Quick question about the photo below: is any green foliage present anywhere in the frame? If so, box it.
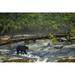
[48,33,57,43]
[71,27,75,33]
[0,13,75,35]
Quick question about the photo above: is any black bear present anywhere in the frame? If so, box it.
[16,45,29,55]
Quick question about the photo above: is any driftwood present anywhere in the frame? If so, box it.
[0,36,11,44]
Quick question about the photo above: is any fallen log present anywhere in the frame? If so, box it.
[0,34,75,46]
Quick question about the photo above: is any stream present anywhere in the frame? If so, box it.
[0,39,75,62]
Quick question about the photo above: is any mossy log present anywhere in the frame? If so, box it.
[57,57,75,62]
[3,58,34,62]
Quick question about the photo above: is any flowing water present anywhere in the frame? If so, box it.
[0,39,75,62]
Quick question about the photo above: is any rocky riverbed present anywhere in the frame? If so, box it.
[0,39,75,62]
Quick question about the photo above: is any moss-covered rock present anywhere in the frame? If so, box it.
[3,58,34,62]
[57,56,75,62]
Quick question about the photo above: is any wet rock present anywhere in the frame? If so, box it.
[3,58,34,62]
[57,56,75,62]
[54,45,64,49]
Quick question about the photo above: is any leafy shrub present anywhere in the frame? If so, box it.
[48,33,57,43]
